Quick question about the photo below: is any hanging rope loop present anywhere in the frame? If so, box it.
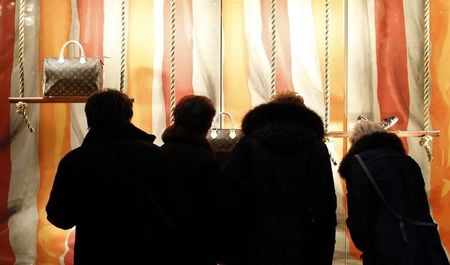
[16,102,34,132]
[419,135,433,162]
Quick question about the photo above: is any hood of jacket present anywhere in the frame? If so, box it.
[82,123,156,146]
[162,124,212,151]
[338,132,406,178]
[241,102,324,153]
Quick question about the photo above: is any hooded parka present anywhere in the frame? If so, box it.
[225,102,337,265]
[339,132,449,265]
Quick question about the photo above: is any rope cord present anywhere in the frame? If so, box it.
[323,0,336,165]
[270,0,277,97]
[421,0,432,161]
[119,0,126,93]
[324,0,331,134]
[169,0,176,124]
[17,0,34,132]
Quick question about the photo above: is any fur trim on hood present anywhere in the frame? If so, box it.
[349,120,385,144]
[338,132,406,178]
[241,102,324,152]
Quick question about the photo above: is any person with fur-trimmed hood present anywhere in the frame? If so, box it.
[338,119,449,265]
[224,91,337,265]
[160,95,229,265]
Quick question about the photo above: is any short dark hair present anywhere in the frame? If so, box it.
[271,91,305,106]
[85,89,133,128]
[173,95,216,133]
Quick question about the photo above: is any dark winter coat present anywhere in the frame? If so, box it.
[339,132,449,265]
[224,102,337,265]
[46,123,186,265]
[161,125,229,265]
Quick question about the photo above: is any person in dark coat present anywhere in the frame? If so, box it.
[160,95,229,265]
[46,90,186,265]
[338,119,449,265]
[224,91,337,265]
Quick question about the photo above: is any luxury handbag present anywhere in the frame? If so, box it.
[43,40,103,96]
[207,111,243,168]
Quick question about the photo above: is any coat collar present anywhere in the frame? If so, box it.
[338,132,406,178]
[82,123,156,146]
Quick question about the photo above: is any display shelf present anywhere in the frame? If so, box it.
[9,96,90,103]
[9,96,134,103]
[326,130,440,138]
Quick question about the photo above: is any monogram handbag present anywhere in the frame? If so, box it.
[43,40,103,96]
[207,111,243,168]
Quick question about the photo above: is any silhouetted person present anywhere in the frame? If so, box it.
[225,91,337,265]
[339,119,449,265]
[160,95,229,265]
[46,89,186,265]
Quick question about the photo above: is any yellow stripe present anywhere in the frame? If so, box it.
[37,0,73,264]
[128,0,154,133]
[430,0,450,254]
[222,0,251,128]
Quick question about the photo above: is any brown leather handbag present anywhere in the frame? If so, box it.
[207,111,243,168]
[43,40,103,96]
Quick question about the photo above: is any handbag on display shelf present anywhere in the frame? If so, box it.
[207,111,243,168]
[43,40,103,97]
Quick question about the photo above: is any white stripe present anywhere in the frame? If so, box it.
[192,0,221,108]
[346,0,379,129]
[68,0,86,149]
[244,0,271,107]
[152,0,166,146]
[288,0,324,117]
[8,0,41,263]
[403,0,431,192]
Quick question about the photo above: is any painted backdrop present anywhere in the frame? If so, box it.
[0,0,449,264]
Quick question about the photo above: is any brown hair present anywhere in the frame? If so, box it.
[271,91,305,106]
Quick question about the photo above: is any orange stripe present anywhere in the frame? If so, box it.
[37,1,73,264]
[223,0,251,127]
[162,0,194,125]
[430,0,450,254]
[260,0,294,93]
[0,0,16,263]
[374,0,410,149]
[128,0,154,132]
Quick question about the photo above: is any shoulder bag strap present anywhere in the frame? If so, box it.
[354,154,436,243]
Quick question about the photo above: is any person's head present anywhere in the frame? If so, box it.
[271,91,305,106]
[85,89,133,129]
[173,95,216,135]
[349,119,386,144]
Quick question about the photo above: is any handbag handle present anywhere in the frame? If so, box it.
[210,111,237,140]
[57,40,86,64]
